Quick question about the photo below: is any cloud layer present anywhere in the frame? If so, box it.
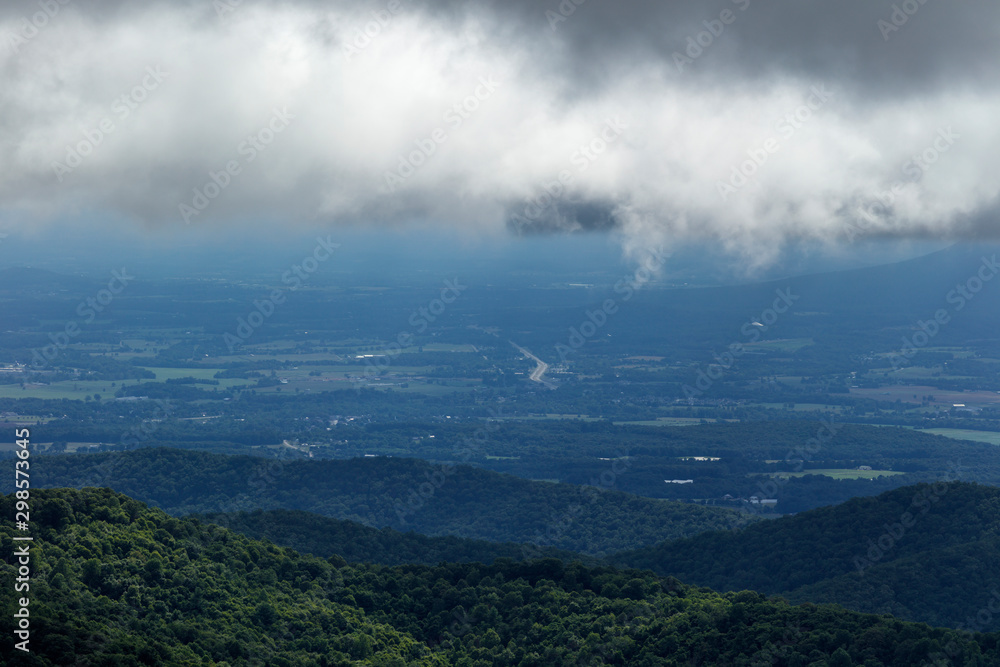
[1,0,998,266]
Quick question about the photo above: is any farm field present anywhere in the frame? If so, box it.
[766,469,906,480]
[921,428,1000,446]
[614,417,708,426]
[850,385,1000,407]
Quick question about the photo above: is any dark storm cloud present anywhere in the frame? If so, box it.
[304,0,1000,96]
[517,0,1000,96]
[0,0,997,266]
[7,0,993,94]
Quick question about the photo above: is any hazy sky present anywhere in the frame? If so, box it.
[1,0,997,269]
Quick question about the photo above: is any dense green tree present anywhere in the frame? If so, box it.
[3,489,999,666]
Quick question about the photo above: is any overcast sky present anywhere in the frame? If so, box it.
[1,0,997,268]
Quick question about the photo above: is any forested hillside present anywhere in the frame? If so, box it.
[784,537,1000,630]
[195,508,593,566]
[613,482,1000,630]
[199,484,1000,632]
[3,489,998,666]
[0,489,438,666]
[10,448,755,555]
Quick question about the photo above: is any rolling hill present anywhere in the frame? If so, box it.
[612,481,1000,631]
[9,447,757,556]
[3,488,997,666]
[194,508,594,567]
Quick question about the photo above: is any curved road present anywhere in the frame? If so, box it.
[510,341,556,389]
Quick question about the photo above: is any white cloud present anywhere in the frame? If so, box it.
[0,0,998,268]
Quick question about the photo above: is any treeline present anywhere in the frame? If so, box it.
[332,420,1000,512]
[198,483,1000,632]
[612,482,1000,631]
[19,415,1000,514]
[0,488,439,666]
[5,448,754,555]
[3,488,998,666]
[195,508,592,567]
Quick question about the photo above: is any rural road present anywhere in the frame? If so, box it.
[510,341,556,389]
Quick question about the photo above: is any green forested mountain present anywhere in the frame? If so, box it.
[783,537,1000,631]
[10,448,755,555]
[612,482,1000,631]
[194,508,593,566]
[4,489,999,666]
[1,489,439,666]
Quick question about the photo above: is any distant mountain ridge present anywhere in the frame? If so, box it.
[4,487,997,666]
[612,481,1000,630]
[194,508,595,566]
[9,447,755,555]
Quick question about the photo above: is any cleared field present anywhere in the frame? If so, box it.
[756,403,846,413]
[921,428,1000,446]
[767,469,906,480]
[0,381,119,400]
[409,343,478,352]
[136,367,254,390]
[0,441,106,453]
[250,375,479,396]
[850,385,1000,407]
[387,382,479,395]
[500,414,602,422]
[0,365,256,398]
[889,366,978,381]
[138,367,224,381]
[614,417,706,426]
[0,414,56,423]
[743,338,814,352]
